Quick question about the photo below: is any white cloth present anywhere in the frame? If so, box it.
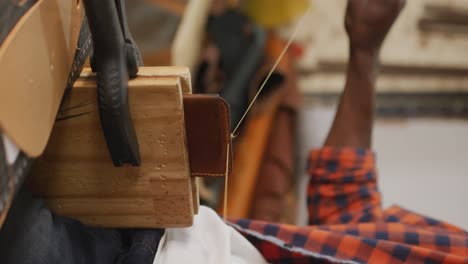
[153,206,268,264]
[2,133,19,165]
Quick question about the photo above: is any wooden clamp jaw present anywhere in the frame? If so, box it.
[28,66,231,228]
[0,0,84,158]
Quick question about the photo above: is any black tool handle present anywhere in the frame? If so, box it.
[83,0,140,166]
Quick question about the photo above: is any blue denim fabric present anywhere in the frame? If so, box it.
[0,187,163,264]
[116,229,163,264]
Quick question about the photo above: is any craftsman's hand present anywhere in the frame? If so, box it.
[345,0,406,55]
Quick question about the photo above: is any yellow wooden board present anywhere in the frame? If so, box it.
[28,67,198,228]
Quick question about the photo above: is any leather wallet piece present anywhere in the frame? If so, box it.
[183,95,232,177]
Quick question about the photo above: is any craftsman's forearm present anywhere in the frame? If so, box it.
[324,49,379,148]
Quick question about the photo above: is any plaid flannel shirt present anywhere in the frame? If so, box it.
[231,147,468,264]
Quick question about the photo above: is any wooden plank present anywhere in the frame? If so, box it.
[171,0,212,72]
[138,66,192,93]
[47,198,157,216]
[80,66,193,94]
[28,68,196,228]
[71,213,190,228]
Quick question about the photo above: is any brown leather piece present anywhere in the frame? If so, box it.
[183,94,232,177]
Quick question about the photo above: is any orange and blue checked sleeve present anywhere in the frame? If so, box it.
[232,147,468,263]
[307,147,383,225]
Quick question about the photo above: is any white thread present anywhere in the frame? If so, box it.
[223,142,230,221]
[231,7,312,136]
[224,8,312,220]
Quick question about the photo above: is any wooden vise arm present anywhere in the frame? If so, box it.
[27,67,231,228]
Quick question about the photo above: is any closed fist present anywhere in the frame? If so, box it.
[345,0,406,54]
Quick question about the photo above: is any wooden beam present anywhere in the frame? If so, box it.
[172,0,212,72]
[28,67,196,228]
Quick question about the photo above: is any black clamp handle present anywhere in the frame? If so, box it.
[83,0,142,166]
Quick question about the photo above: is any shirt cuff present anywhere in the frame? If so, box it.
[308,147,376,183]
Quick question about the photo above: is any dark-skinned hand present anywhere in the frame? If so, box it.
[345,0,406,55]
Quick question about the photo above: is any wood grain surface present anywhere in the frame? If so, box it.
[28,67,197,228]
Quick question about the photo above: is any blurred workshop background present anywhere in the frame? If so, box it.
[125,0,468,230]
